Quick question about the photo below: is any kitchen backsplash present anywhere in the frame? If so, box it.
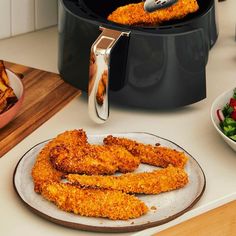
[0,0,58,39]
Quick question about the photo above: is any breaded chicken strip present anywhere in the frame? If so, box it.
[50,144,140,175]
[108,0,199,26]
[67,165,188,194]
[31,129,88,193]
[103,135,188,168]
[41,182,148,220]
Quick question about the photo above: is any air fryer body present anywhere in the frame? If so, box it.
[58,0,218,109]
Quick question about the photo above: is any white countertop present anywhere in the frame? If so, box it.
[0,1,236,235]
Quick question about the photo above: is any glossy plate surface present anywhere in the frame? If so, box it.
[13,132,206,232]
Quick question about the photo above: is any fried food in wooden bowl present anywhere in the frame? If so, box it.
[0,61,24,128]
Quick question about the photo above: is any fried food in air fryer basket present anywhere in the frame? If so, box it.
[108,0,199,26]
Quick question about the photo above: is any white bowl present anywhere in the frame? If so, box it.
[211,87,236,151]
[0,69,24,129]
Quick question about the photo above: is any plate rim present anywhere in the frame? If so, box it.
[13,132,206,233]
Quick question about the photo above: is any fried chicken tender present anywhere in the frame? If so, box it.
[103,135,188,168]
[50,144,140,175]
[108,0,199,26]
[31,129,88,193]
[67,165,188,194]
[41,182,148,220]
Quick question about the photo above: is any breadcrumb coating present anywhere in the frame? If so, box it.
[50,144,140,175]
[67,165,189,194]
[108,0,199,26]
[103,135,188,168]
[31,129,190,221]
[31,129,88,193]
[41,182,148,220]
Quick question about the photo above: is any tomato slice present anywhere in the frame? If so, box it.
[231,110,236,120]
[229,98,236,109]
[217,109,224,122]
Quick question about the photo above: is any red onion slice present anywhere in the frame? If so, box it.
[216,109,224,122]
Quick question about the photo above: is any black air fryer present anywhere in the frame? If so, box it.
[58,0,218,123]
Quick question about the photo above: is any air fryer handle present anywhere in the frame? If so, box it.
[88,27,129,124]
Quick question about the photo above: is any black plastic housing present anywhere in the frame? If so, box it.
[58,0,218,109]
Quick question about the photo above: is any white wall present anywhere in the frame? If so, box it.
[0,0,58,39]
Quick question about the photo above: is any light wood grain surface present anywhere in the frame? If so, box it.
[153,200,236,236]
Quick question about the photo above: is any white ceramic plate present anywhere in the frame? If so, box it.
[13,132,206,233]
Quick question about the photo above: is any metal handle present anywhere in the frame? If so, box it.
[144,0,178,12]
[88,27,129,124]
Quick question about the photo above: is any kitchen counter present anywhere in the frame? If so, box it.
[0,1,236,235]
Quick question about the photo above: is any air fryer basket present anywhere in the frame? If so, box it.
[76,0,215,30]
[59,0,218,122]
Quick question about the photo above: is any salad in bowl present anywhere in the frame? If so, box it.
[217,89,236,141]
[211,87,236,151]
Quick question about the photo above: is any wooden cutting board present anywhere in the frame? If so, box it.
[0,61,81,158]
